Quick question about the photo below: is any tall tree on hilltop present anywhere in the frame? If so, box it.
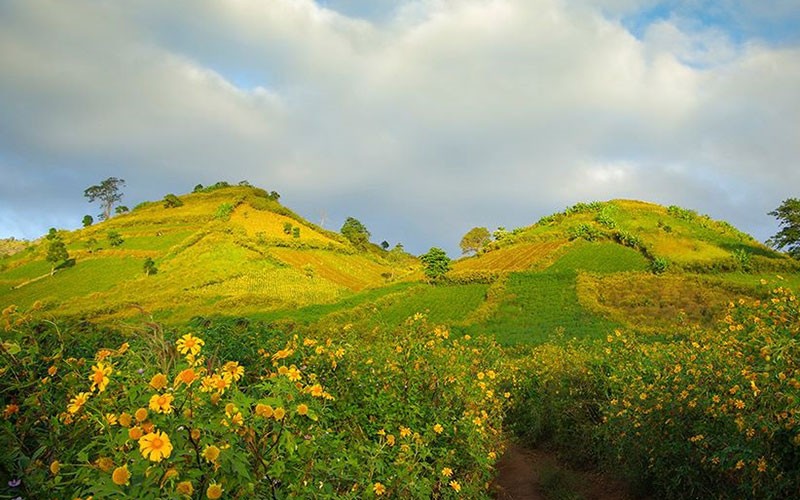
[340,217,371,250]
[460,227,491,255]
[768,198,800,258]
[84,177,125,221]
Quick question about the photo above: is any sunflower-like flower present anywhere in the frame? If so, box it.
[139,431,173,462]
[89,362,112,392]
[149,393,174,414]
[176,334,204,356]
[67,392,91,414]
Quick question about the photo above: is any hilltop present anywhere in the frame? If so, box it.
[0,183,417,321]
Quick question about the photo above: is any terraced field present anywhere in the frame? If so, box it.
[454,241,564,272]
[545,241,649,273]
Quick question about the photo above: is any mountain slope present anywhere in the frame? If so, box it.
[0,185,417,321]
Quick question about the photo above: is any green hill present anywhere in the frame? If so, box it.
[0,184,418,322]
[2,194,798,339]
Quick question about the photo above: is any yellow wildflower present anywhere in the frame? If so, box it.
[112,465,130,486]
[139,431,173,462]
[149,393,174,414]
[203,445,221,463]
[176,333,204,356]
[89,363,112,392]
[149,373,168,390]
[373,483,386,496]
[67,392,91,414]
[206,483,223,499]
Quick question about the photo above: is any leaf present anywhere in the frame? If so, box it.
[3,341,21,355]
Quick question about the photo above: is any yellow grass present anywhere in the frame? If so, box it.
[269,248,396,291]
[453,241,564,272]
[230,206,342,247]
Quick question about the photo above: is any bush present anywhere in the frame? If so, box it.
[567,223,603,242]
[214,203,235,220]
[107,231,124,247]
[162,194,183,208]
[1,308,507,499]
[649,256,669,274]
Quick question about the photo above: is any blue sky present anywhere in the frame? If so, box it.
[1,0,799,256]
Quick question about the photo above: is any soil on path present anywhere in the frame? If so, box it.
[492,442,635,500]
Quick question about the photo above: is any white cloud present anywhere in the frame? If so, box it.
[0,0,798,253]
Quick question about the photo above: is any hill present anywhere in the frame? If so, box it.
[0,184,417,321]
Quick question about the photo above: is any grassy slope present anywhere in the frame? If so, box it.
[0,186,417,321]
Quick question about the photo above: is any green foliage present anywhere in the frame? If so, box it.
[508,286,800,499]
[292,227,300,239]
[650,256,669,274]
[420,247,451,281]
[214,202,235,220]
[143,258,158,276]
[84,177,125,221]
[546,242,649,274]
[193,184,204,193]
[115,205,129,215]
[667,204,698,221]
[162,194,183,208]
[460,227,491,255]
[564,201,605,215]
[381,240,390,250]
[82,215,94,227]
[732,248,752,272]
[595,207,617,229]
[282,221,293,234]
[0,308,506,499]
[767,198,800,258]
[46,236,69,274]
[340,217,371,249]
[107,231,124,247]
[567,223,602,242]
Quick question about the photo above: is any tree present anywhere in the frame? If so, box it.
[84,177,125,220]
[420,247,451,281]
[143,258,158,275]
[82,215,93,227]
[381,240,390,250]
[768,198,800,258]
[46,235,69,276]
[107,230,124,247]
[115,205,129,214]
[341,217,370,249]
[163,194,183,208]
[193,184,204,193]
[460,227,491,255]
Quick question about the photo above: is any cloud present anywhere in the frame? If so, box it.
[0,0,798,255]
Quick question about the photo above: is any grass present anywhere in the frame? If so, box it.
[360,283,490,328]
[246,281,418,324]
[0,257,143,309]
[545,241,649,274]
[576,272,757,329]
[468,271,619,345]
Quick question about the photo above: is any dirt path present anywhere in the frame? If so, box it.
[492,443,635,500]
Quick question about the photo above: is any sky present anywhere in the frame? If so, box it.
[1,0,799,256]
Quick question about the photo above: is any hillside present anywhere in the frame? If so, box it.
[0,184,418,321]
[443,200,799,344]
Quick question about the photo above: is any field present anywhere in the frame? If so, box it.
[468,271,619,345]
[4,191,800,499]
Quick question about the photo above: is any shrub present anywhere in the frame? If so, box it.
[162,194,183,208]
[214,203,235,220]
[107,231,124,247]
[650,256,669,274]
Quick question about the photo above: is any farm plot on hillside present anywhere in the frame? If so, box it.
[472,271,618,345]
[455,241,564,272]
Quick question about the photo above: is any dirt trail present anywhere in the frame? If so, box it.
[492,443,635,500]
